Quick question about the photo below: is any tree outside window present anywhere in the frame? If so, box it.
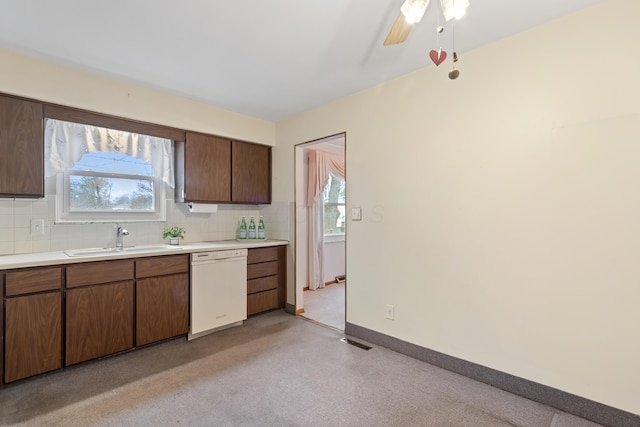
[323,173,345,235]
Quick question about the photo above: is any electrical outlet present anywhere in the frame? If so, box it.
[30,219,44,236]
[385,304,394,320]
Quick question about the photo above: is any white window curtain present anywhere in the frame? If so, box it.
[44,119,175,187]
[307,150,345,290]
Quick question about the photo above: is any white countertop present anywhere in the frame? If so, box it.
[0,239,288,270]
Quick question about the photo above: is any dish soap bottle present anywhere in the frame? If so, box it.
[258,216,265,239]
[239,217,247,239]
[248,216,257,239]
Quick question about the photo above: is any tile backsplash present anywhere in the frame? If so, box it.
[0,197,290,256]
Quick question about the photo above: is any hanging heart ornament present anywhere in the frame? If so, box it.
[429,48,447,66]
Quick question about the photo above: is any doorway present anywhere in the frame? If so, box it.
[294,133,346,331]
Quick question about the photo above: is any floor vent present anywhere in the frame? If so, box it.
[340,337,372,350]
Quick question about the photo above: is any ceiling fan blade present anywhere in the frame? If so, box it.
[383,13,413,46]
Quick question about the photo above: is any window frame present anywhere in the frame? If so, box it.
[56,170,166,223]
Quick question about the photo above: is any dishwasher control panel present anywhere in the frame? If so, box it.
[191,249,248,262]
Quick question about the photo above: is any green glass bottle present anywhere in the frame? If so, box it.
[239,217,247,239]
[248,216,256,239]
[258,216,265,239]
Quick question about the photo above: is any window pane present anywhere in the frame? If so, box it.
[324,204,345,235]
[323,174,345,204]
[69,175,154,211]
[71,152,152,176]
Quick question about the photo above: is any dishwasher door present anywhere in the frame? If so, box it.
[190,250,247,340]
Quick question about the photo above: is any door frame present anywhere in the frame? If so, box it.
[293,132,346,326]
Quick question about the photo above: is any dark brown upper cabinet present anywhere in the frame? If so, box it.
[178,132,232,203]
[0,95,44,198]
[176,133,271,205]
[232,140,271,204]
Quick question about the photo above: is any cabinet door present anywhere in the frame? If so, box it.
[232,140,271,204]
[0,95,44,197]
[136,273,189,346]
[185,132,231,202]
[5,292,62,382]
[66,281,134,366]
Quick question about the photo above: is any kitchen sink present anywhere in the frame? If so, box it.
[64,247,119,257]
[65,244,184,257]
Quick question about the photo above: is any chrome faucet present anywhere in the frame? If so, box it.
[115,223,129,250]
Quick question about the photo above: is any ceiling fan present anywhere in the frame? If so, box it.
[384,0,470,46]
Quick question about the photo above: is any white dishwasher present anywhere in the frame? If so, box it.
[189,249,248,340]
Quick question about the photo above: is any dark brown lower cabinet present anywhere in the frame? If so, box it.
[136,273,189,346]
[0,300,3,387]
[247,246,286,316]
[1,255,191,385]
[66,280,134,366]
[4,292,62,382]
[247,289,279,316]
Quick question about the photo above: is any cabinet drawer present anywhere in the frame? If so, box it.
[247,261,278,280]
[5,267,62,296]
[136,254,189,279]
[247,275,278,294]
[247,247,278,264]
[66,259,134,288]
[247,289,279,316]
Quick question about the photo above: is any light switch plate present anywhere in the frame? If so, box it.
[351,207,362,221]
[31,219,44,236]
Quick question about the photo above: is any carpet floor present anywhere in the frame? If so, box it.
[301,282,345,330]
[0,311,602,427]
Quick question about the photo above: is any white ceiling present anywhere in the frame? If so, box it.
[0,0,606,122]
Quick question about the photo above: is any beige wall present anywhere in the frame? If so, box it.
[1,49,275,145]
[275,0,640,415]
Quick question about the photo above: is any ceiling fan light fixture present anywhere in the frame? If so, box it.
[401,0,431,24]
[440,0,470,21]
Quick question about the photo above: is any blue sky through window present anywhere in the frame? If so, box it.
[70,152,152,175]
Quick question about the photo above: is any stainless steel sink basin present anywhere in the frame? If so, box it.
[65,244,184,257]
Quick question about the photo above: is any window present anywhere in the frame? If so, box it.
[67,154,155,212]
[45,119,173,222]
[323,173,345,236]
